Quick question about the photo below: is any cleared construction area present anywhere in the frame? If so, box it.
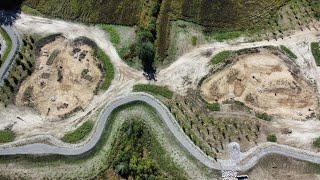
[16,36,102,119]
[201,49,319,120]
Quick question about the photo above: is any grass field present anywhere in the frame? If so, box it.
[280,45,297,60]
[311,42,320,66]
[98,24,120,45]
[62,121,94,143]
[0,27,13,67]
[133,84,173,99]
[0,130,15,143]
[210,51,232,65]
[96,48,115,90]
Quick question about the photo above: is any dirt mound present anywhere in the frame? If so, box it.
[16,36,102,120]
[201,50,318,120]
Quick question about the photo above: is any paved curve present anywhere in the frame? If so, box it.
[0,25,19,84]
[1,92,320,172]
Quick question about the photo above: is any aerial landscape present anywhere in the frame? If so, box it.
[0,0,319,179]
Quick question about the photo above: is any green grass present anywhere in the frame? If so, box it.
[62,121,94,143]
[96,48,115,90]
[311,42,320,66]
[21,5,43,16]
[256,112,272,121]
[313,137,320,148]
[99,24,120,45]
[280,45,297,60]
[211,31,243,42]
[133,84,173,99]
[205,103,220,111]
[210,51,232,65]
[267,134,277,142]
[191,36,197,46]
[0,130,15,143]
[0,27,13,66]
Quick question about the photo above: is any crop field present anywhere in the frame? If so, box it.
[162,90,270,160]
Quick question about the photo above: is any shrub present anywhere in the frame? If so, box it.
[267,134,277,142]
[256,112,272,121]
[99,24,120,45]
[313,137,320,148]
[311,42,320,66]
[191,36,197,46]
[280,45,297,60]
[0,130,15,143]
[206,103,220,111]
[210,51,232,65]
[96,48,115,90]
[62,121,94,143]
[133,84,173,99]
[46,49,60,65]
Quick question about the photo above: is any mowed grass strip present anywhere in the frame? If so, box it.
[62,121,94,143]
[311,42,320,66]
[99,24,120,45]
[0,27,13,66]
[212,31,242,42]
[97,48,115,90]
[133,84,173,99]
[210,51,232,65]
[280,45,297,60]
[0,130,15,143]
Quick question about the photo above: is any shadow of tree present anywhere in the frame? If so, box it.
[0,0,24,26]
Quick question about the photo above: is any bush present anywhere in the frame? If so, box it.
[133,84,173,99]
[62,121,94,143]
[99,24,120,45]
[267,134,277,142]
[206,103,220,111]
[256,112,272,121]
[96,48,115,90]
[191,36,197,46]
[311,42,320,66]
[0,130,15,143]
[313,137,320,148]
[210,51,232,65]
[280,45,297,60]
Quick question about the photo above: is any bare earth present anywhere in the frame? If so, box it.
[201,51,318,120]
[16,37,102,120]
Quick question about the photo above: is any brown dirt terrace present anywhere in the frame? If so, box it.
[201,49,319,120]
[16,36,102,120]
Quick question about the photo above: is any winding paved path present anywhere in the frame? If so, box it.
[0,25,19,84]
[1,92,320,172]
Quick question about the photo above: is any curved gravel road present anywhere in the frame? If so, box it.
[0,25,19,84]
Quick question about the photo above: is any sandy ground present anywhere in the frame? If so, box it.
[201,51,318,120]
[16,37,102,119]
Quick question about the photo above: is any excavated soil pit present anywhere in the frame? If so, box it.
[201,49,319,120]
[16,36,102,120]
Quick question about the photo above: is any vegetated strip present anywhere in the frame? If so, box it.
[0,130,15,143]
[280,45,297,60]
[211,31,243,42]
[97,48,115,90]
[62,121,94,143]
[98,24,120,45]
[133,84,173,99]
[311,42,320,66]
[210,51,232,65]
[0,27,13,66]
